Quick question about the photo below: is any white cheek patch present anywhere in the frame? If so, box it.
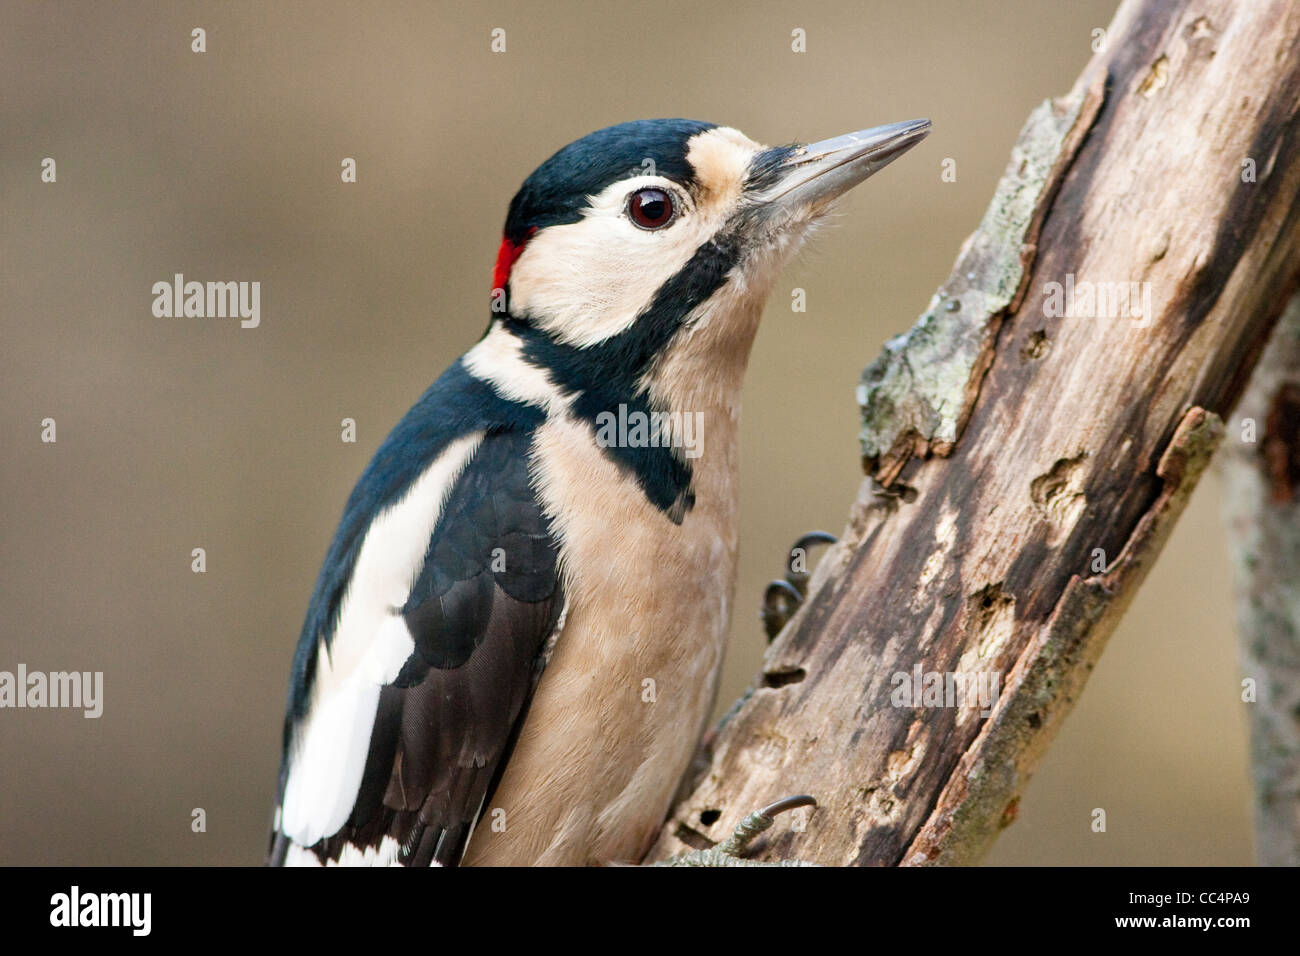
[506,128,769,352]
[507,176,730,349]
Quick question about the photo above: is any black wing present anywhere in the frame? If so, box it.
[270,425,563,866]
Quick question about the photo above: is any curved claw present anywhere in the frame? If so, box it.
[757,794,818,819]
[716,794,818,857]
[657,794,820,866]
[762,579,803,640]
[761,531,838,641]
[785,530,838,596]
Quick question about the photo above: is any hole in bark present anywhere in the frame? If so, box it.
[966,583,1014,630]
[763,667,806,688]
[1030,453,1089,546]
[1021,329,1050,361]
[871,479,919,504]
[1138,55,1169,98]
[1027,712,1042,729]
[699,809,721,826]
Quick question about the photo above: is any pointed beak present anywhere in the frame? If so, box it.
[754,119,931,212]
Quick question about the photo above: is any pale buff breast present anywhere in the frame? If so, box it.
[461,261,767,867]
[460,410,740,866]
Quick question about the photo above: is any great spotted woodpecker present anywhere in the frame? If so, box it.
[268,117,929,866]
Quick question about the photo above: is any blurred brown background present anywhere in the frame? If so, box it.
[1,0,1251,865]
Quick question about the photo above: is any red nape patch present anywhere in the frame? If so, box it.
[492,227,536,294]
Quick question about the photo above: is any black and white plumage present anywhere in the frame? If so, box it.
[269,363,562,866]
[269,117,929,866]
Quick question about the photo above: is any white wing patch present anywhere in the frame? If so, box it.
[278,432,484,849]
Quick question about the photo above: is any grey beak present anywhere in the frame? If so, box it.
[757,119,931,210]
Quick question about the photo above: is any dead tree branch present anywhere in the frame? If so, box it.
[646,0,1300,866]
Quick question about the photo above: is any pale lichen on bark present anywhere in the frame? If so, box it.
[859,80,1103,485]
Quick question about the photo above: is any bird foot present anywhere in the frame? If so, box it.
[761,531,837,641]
[657,795,819,866]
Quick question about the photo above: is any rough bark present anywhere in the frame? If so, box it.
[646,0,1300,866]
[1222,294,1300,867]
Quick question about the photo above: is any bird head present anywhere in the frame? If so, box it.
[490,118,929,354]
[468,118,928,520]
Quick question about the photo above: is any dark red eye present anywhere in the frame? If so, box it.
[627,187,676,230]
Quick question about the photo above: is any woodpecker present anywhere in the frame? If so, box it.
[268,117,929,866]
